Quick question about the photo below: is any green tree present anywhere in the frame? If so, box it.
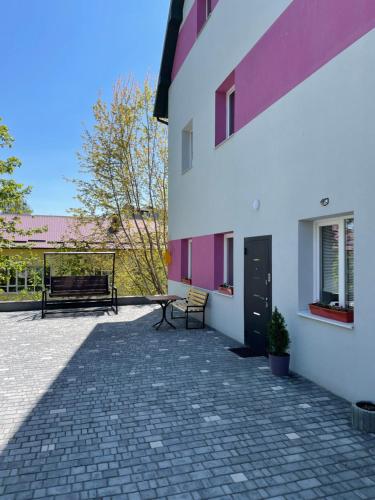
[267,307,290,355]
[70,77,168,295]
[0,118,44,286]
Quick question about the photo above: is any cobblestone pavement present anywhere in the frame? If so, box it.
[1,306,375,500]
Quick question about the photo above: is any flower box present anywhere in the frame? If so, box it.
[309,303,354,323]
[218,286,234,296]
[181,277,192,285]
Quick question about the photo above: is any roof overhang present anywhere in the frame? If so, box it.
[153,0,185,123]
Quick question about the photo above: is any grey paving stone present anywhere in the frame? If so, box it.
[0,305,374,499]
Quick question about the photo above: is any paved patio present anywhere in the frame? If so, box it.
[0,306,375,500]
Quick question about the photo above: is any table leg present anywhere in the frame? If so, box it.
[152,301,176,330]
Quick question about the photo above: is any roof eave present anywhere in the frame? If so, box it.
[153,0,185,122]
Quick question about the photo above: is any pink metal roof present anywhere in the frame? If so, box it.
[2,214,97,248]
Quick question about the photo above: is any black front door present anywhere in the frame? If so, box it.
[244,236,272,355]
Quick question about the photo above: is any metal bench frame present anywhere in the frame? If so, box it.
[171,287,209,329]
[41,252,118,318]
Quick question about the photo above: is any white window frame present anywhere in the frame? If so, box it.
[187,239,193,279]
[226,86,235,138]
[313,215,353,307]
[182,120,193,174]
[223,233,234,285]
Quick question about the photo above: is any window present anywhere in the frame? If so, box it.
[314,216,354,308]
[227,87,235,137]
[206,0,212,18]
[182,121,193,173]
[187,239,193,280]
[0,267,43,294]
[223,233,234,286]
[215,72,235,146]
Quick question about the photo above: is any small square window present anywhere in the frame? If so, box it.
[182,121,193,174]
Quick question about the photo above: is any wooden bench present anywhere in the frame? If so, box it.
[42,275,118,318]
[171,287,209,329]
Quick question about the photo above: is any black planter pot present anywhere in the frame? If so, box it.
[269,353,290,376]
[352,402,375,433]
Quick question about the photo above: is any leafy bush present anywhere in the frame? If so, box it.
[267,307,290,356]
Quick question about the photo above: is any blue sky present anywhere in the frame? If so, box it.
[1,0,169,215]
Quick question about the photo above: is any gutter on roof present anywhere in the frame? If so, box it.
[153,0,185,123]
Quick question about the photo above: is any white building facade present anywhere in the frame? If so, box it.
[154,0,375,403]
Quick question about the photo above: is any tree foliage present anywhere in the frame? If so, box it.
[70,78,168,294]
[0,118,44,283]
[267,307,290,355]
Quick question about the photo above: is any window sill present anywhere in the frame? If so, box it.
[297,311,354,330]
[212,290,234,298]
[215,132,235,150]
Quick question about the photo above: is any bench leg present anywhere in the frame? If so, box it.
[41,291,46,319]
[186,309,206,330]
[112,288,118,315]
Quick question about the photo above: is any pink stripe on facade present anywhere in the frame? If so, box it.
[169,232,225,290]
[172,0,219,80]
[168,239,183,281]
[191,235,216,290]
[235,0,375,132]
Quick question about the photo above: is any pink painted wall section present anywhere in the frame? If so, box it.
[235,0,375,132]
[191,235,216,290]
[169,232,228,288]
[168,239,183,281]
[172,0,220,80]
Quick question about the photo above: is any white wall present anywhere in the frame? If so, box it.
[167,0,375,402]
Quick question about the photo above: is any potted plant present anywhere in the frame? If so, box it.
[181,277,192,285]
[352,401,375,433]
[218,283,234,295]
[267,307,290,376]
[309,302,354,323]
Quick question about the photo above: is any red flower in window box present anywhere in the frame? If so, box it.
[309,303,354,323]
[218,284,234,296]
[181,277,192,285]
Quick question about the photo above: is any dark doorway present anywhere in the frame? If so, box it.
[244,236,272,356]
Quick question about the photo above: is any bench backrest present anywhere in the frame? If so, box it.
[50,275,109,294]
[187,288,209,307]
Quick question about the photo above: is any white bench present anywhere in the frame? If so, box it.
[171,287,209,329]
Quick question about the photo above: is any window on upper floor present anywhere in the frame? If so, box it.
[227,87,235,137]
[314,216,354,308]
[182,120,193,174]
[206,0,212,19]
[215,72,235,146]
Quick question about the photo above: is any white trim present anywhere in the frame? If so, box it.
[297,311,354,330]
[226,86,235,138]
[313,215,353,307]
